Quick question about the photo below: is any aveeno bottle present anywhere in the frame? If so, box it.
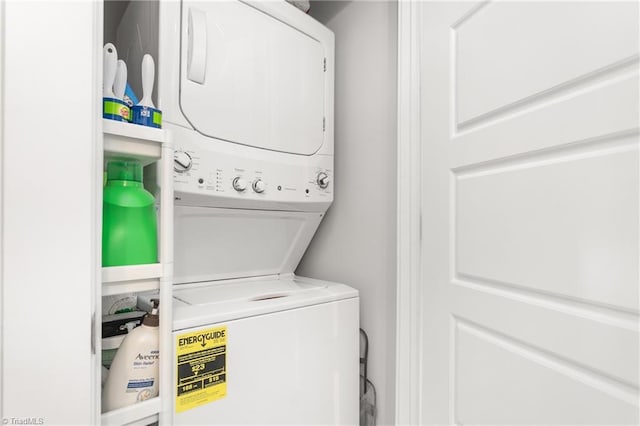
[102,301,160,412]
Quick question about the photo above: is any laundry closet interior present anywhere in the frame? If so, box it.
[102,0,393,424]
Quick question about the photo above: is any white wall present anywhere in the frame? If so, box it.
[297,1,398,425]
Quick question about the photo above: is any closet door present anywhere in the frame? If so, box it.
[419,1,639,424]
[1,1,98,424]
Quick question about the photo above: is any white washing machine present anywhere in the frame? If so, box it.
[172,276,359,425]
[122,0,361,423]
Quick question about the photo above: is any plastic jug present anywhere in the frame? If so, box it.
[102,160,158,266]
[102,300,160,412]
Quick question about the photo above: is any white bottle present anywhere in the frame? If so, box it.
[102,301,160,412]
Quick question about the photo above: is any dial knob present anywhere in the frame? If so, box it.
[317,172,330,189]
[233,177,248,192]
[253,179,266,193]
[174,151,192,173]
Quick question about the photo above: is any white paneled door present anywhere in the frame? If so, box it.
[419,1,639,424]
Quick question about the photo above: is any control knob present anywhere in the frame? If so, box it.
[233,177,248,192]
[317,172,330,189]
[174,151,192,173]
[253,179,266,193]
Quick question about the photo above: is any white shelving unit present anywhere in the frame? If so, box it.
[103,119,164,166]
[100,119,173,426]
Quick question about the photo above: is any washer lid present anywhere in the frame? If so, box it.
[180,0,327,155]
[172,276,358,331]
[173,207,325,285]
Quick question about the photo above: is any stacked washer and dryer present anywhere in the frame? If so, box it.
[150,1,359,424]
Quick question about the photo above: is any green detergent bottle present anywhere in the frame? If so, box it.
[102,160,158,266]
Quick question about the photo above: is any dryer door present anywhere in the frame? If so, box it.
[180,1,326,155]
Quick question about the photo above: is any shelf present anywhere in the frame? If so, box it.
[101,397,160,426]
[99,112,172,424]
[102,263,162,296]
[103,119,166,166]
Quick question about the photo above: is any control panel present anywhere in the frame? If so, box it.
[173,146,333,209]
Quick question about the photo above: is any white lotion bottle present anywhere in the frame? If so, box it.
[102,300,160,412]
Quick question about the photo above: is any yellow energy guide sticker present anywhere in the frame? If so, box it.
[176,326,227,413]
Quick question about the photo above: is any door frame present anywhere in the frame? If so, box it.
[395,0,423,424]
[0,0,5,420]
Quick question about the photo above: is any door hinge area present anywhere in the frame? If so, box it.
[323,58,326,72]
